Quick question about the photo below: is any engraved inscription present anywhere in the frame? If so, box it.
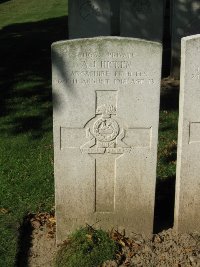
[108,52,136,59]
[55,50,157,86]
[72,70,110,76]
[72,78,110,85]
[79,52,136,59]
[70,67,154,85]
[100,61,131,69]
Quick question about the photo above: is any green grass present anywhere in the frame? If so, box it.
[0,0,179,266]
[158,110,178,179]
[55,226,117,267]
[0,0,68,29]
[0,0,68,266]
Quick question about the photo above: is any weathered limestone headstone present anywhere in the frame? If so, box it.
[52,37,162,243]
[120,0,165,42]
[171,0,200,77]
[174,34,200,232]
[68,0,120,39]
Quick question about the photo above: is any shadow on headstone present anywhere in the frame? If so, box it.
[120,0,165,42]
[51,48,72,97]
[162,0,171,77]
[68,0,120,39]
[171,1,200,78]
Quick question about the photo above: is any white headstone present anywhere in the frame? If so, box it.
[174,34,200,232]
[120,0,165,42]
[52,37,162,243]
[171,0,200,77]
[68,0,120,39]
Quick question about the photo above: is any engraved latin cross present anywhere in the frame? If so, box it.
[61,90,151,212]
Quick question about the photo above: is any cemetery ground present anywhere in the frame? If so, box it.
[0,1,199,266]
[0,0,67,266]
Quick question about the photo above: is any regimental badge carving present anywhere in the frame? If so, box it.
[93,117,119,142]
[81,91,130,154]
[93,105,119,142]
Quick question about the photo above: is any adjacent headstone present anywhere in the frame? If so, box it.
[68,0,120,39]
[174,34,200,232]
[120,0,165,42]
[171,0,200,77]
[52,37,162,243]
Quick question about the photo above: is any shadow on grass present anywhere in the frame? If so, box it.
[0,0,10,3]
[15,215,34,267]
[153,83,179,233]
[153,176,176,233]
[0,15,68,139]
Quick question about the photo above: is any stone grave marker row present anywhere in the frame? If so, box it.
[52,34,200,243]
[120,0,165,42]
[174,34,200,232]
[68,1,200,77]
[52,37,162,243]
[68,0,165,42]
[69,0,111,39]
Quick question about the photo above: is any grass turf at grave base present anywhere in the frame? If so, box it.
[0,1,178,266]
[55,226,118,267]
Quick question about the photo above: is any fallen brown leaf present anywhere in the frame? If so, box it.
[0,208,9,214]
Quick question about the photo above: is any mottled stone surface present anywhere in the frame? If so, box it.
[52,37,162,243]
[174,34,200,232]
[120,0,165,42]
[171,0,200,77]
[68,0,120,39]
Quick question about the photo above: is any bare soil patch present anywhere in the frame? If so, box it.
[22,212,200,267]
